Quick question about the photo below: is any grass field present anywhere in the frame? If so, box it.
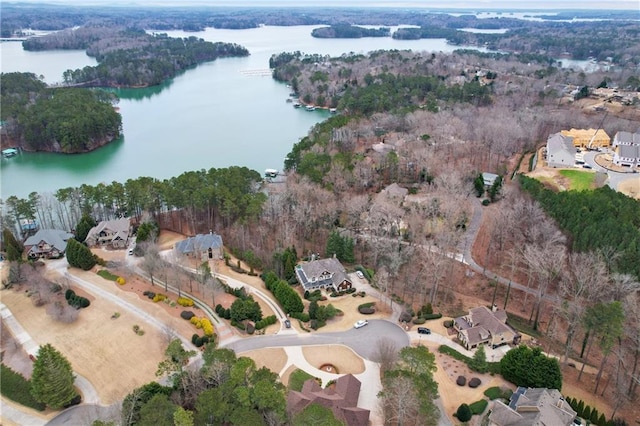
[558,169,595,191]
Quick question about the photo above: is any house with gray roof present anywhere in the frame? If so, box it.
[546,132,577,168]
[489,387,577,426]
[24,229,75,259]
[85,218,131,249]
[612,130,640,168]
[287,374,370,426]
[295,257,352,292]
[454,305,520,350]
[174,232,223,261]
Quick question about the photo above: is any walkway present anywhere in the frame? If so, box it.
[0,302,100,425]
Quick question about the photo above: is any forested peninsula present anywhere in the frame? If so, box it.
[22,27,249,88]
[0,73,121,154]
[311,24,390,39]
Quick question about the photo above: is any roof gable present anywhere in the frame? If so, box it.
[24,229,75,252]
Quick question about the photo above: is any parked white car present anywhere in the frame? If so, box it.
[354,319,369,329]
[356,271,364,279]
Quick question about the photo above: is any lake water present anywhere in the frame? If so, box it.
[0,25,579,199]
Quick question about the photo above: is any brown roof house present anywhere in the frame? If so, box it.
[489,387,577,426]
[295,257,352,292]
[24,229,75,259]
[454,305,520,350]
[287,374,370,426]
[85,218,131,249]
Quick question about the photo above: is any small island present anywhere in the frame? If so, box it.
[311,24,390,39]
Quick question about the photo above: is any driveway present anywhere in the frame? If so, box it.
[221,319,409,361]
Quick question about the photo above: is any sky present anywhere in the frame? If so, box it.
[5,0,639,9]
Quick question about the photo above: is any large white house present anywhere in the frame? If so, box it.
[612,130,640,168]
[546,132,577,168]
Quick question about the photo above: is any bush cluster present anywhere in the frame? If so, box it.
[116,277,126,285]
[423,313,443,320]
[215,304,232,320]
[143,290,156,299]
[97,269,119,281]
[191,333,211,347]
[290,312,310,322]
[304,289,323,301]
[189,316,214,336]
[65,289,90,309]
[132,325,144,336]
[255,315,277,330]
[152,293,168,303]
[438,345,501,374]
[177,297,194,307]
[483,386,513,400]
[230,319,246,330]
[443,320,454,328]
[358,302,375,315]
[412,317,426,324]
[566,396,611,426]
[469,399,488,415]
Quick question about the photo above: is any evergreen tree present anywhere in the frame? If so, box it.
[66,238,97,270]
[30,344,78,409]
[456,403,472,422]
[74,215,96,243]
[469,345,488,373]
[473,173,485,197]
[2,228,23,261]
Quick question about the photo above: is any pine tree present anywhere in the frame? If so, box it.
[3,228,23,261]
[456,403,472,422]
[470,345,488,373]
[30,344,77,409]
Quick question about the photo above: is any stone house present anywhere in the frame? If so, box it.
[174,232,223,261]
[24,229,75,259]
[454,305,519,350]
[85,218,131,249]
[295,257,352,292]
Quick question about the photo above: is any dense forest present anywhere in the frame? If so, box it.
[2,3,639,66]
[311,24,390,38]
[22,27,249,88]
[0,72,122,153]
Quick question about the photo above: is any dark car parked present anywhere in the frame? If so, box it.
[417,327,431,335]
[284,319,291,328]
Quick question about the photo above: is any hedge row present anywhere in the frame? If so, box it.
[65,289,90,309]
[97,269,118,281]
[255,315,277,330]
[190,316,214,336]
[566,396,610,426]
[191,333,212,348]
[291,312,310,322]
[177,297,194,307]
[262,271,304,314]
[153,294,168,303]
[215,304,232,320]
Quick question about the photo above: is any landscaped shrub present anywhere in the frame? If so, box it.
[65,289,74,300]
[469,399,488,415]
[191,334,199,344]
[255,315,277,330]
[358,307,375,314]
[443,320,454,328]
[181,311,195,320]
[97,269,119,281]
[143,290,156,299]
[412,317,426,324]
[246,323,255,334]
[422,313,443,320]
[399,312,412,322]
[290,312,310,322]
[65,290,90,309]
[455,403,472,422]
[224,308,231,320]
[116,277,126,285]
[201,318,214,336]
[468,377,481,388]
[456,376,466,386]
[191,316,203,329]
[439,345,501,375]
[346,287,356,294]
[231,320,246,330]
[152,293,167,303]
[484,386,512,400]
[177,297,194,307]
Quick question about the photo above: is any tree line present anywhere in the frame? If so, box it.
[1,72,122,153]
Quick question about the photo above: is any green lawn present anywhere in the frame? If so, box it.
[558,169,596,191]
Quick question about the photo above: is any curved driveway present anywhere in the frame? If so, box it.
[221,319,409,361]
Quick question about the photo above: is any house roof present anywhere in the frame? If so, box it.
[613,130,640,146]
[455,306,515,346]
[490,387,576,426]
[619,144,640,159]
[379,183,408,200]
[24,229,75,253]
[175,233,223,254]
[286,375,369,426]
[86,218,131,243]
[547,132,576,156]
[482,172,499,186]
[296,257,351,289]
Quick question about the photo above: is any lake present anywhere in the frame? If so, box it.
[0,25,581,199]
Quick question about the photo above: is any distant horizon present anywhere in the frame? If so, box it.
[4,0,638,10]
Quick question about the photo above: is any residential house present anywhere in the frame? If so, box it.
[174,232,223,261]
[287,374,370,426]
[24,229,75,259]
[560,128,610,149]
[546,132,577,168]
[84,218,131,249]
[295,257,352,292]
[454,305,519,350]
[19,218,39,236]
[612,130,640,168]
[489,387,577,426]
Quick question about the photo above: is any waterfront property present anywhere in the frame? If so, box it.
[2,148,18,158]
[612,130,640,169]
[454,305,520,350]
[295,257,353,292]
[24,229,75,259]
[85,218,131,249]
[174,232,223,260]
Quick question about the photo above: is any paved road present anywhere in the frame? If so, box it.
[221,319,409,361]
